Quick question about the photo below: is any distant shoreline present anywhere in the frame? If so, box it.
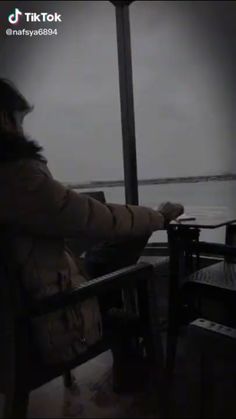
[65,173,236,190]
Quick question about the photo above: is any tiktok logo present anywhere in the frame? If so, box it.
[8,8,23,25]
[7,9,62,24]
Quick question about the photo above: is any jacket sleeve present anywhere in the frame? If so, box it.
[11,160,164,240]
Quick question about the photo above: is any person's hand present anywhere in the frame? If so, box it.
[158,201,184,226]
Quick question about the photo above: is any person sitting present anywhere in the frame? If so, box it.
[0,78,184,384]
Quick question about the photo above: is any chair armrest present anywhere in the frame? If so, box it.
[30,262,153,317]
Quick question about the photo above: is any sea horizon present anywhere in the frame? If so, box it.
[65,173,236,190]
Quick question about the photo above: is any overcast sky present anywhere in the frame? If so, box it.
[0,1,235,183]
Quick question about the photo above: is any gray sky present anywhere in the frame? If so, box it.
[0,1,235,182]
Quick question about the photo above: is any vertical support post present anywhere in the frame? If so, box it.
[137,270,167,416]
[166,226,183,378]
[115,3,139,205]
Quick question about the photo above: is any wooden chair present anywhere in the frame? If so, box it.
[0,191,165,418]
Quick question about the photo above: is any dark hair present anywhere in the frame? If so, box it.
[0,79,46,163]
[0,78,32,113]
[0,78,33,128]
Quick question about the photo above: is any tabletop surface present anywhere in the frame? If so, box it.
[169,207,236,229]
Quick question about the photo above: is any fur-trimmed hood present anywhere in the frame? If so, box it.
[0,131,46,162]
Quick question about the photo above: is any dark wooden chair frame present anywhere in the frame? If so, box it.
[1,253,159,418]
[0,191,166,418]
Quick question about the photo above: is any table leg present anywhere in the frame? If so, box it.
[167,228,200,368]
[166,226,184,381]
[166,226,200,413]
[137,273,167,416]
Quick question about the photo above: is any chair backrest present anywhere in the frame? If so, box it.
[225,224,236,263]
[0,238,28,320]
[0,239,30,400]
[80,191,106,203]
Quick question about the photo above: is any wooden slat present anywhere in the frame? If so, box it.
[30,263,153,317]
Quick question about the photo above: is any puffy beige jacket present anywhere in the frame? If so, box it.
[0,158,164,364]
